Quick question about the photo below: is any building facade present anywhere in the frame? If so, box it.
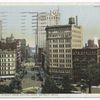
[72,48,100,83]
[45,17,82,80]
[0,20,2,41]
[85,39,98,49]
[36,9,60,63]
[15,39,26,61]
[0,39,22,71]
[0,49,16,80]
[98,39,100,48]
[37,9,60,49]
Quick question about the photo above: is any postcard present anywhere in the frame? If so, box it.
[0,2,100,98]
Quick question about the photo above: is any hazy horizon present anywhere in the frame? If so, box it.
[0,4,100,47]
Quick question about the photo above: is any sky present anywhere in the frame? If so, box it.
[0,4,100,47]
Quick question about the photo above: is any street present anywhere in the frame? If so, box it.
[21,62,42,93]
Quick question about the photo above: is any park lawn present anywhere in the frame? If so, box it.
[91,88,100,93]
[75,86,100,93]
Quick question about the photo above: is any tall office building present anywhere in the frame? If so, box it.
[36,9,60,63]
[45,17,82,80]
[38,9,60,49]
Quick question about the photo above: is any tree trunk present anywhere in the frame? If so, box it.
[88,80,91,93]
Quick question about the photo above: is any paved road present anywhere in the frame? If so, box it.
[21,62,42,89]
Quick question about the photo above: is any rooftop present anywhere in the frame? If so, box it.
[45,24,81,30]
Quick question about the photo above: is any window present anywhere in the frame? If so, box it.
[53,59,58,63]
[66,54,71,58]
[49,45,51,47]
[60,64,64,68]
[49,40,51,43]
[59,59,64,63]
[49,49,52,52]
[66,59,71,63]
[65,39,71,43]
[53,44,58,48]
[2,59,3,62]
[59,49,64,52]
[8,59,10,62]
[66,44,71,47]
[66,49,71,53]
[53,40,58,43]
[4,59,6,62]
[8,63,10,66]
[59,44,64,48]
[53,49,58,53]
[59,39,64,43]
[12,54,14,57]
[53,54,58,57]
[59,54,64,58]
[4,63,6,66]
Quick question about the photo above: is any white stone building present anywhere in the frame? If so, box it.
[0,49,16,80]
[45,17,83,80]
[37,9,60,49]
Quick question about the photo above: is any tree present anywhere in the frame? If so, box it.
[61,75,76,93]
[9,78,22,93]
[81,62,100,93]
[77,79,88,93]
[0,85,11,93]
[42,76,60,93]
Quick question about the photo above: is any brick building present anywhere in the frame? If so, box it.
[72,48,100,83]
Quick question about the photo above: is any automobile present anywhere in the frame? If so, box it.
[31,68,34,71]
[24,70,27,74]
[36,72,40,76]
[37,75,43,81]
[71,91,81,94]
[31,76,35,80]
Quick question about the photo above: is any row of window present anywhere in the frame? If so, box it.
[48,28,71,33]
[49,39,71,43]
[48,34,71,38]
[0,63,15,66]
[49,49,71,53]
[49,68,71,73]
[50,59,71,63]
[73,51,97,55]
[49,44,71,48]
[49,54,71,58]
[48,31,71,36]
[49,49,71,54]
[0,54,15,58]
[39,16,58,20]
[52,43,71,48]
[0,59,15,62]
[0,67,15,70]
[0,71,15,75]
